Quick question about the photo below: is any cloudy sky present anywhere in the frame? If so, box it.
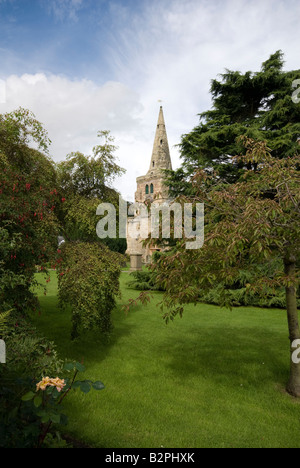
[0,0,299,200]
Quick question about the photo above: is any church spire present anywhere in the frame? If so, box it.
[148,106,172,174]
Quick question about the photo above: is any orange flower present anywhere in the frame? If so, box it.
[51,377,66,392]
[36,376,51,391]
[36,376,66,392]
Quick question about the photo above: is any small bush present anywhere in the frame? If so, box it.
[0,313,65,448]
[57,241,122,340]
[127,270,166,291]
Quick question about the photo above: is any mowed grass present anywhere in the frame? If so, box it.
[30,271,300,448]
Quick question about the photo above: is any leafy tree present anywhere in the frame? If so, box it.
[56,130,127,253]
[150,138,300,397]
[167,50,300,194]
[57,131,124,199]
[0,108,60,313]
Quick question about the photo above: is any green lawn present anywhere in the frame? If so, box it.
[30,271,300,448]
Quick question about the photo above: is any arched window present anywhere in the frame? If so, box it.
[145,185,149,195]
[150,183,154,194]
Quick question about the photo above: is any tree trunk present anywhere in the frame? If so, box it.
[284,255,300,397]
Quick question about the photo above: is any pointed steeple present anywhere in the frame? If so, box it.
[148,106,172,174]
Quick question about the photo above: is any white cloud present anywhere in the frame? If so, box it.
[110,0,300,110]
[1,72,147,199]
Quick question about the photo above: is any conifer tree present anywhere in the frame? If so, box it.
[168,51,300,192]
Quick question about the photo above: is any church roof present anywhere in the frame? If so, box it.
[147,106,172,175]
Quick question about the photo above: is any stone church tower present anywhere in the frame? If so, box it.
[126,106,173,266]
[135,106,172,204]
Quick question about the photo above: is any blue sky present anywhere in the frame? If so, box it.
[0,0,299,200]
[0,0,123,80]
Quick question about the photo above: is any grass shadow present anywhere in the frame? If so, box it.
[157,324,289,391]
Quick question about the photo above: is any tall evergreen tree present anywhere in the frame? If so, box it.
[168,51,300,193]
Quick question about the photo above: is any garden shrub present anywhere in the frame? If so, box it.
[127,270,166,291]
[57,241,122,340]
[196,263,300,309]
[0,313,65,448]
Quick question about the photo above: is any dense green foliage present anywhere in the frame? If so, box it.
[153,138,300,312]
[0,311,65,447]
[127,265,299,309]
[0,108,61,313]
[127,266,166,292]
[57,241,122,340]
[197,267,299,309]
